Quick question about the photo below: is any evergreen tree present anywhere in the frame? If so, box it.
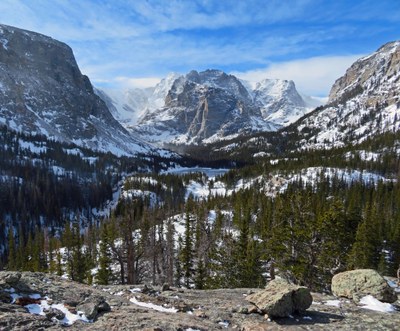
[195,258,206,289]
[175,236,184,287]
[180,212,194,288]
[97,223,112,285]
[7,228,16,270]
[316,199,353,288]
[348,202,381,269]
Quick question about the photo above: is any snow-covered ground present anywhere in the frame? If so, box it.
[359,295,396,313]
[130,296,178,313]
[6,288,91,325]
[162,166,229,178]
[180,166,395,201]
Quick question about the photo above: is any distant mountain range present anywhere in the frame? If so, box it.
[97,70,321,147]
[0,23,399,158]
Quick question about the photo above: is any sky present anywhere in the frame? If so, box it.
[0,0,399,97]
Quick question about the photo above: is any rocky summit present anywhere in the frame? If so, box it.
[98,69,318,148]
[0,24,152,156]
[292,41,400,151]
[1,272,399,330]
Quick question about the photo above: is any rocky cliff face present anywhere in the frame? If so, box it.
[254,78,308,125]
[329,41,400,107]
[102,69,315,147]
[95,69,318,148]
[293,41,400,150]
[136,70,279,145]
[0,24,152,156]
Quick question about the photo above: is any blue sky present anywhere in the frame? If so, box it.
[0,0,399,96]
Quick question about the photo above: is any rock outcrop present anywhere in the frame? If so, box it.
[133,69,278,146]
[246,278,313,317]
[0,24,152,156]
[331,269,398,303]
[291,41,400,151]
[1,271,400,330]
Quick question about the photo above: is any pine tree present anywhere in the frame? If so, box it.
[195,258,206,289]
[7,228,16,270]
[175,236,184,287]
[180,212,194,288]
[97,223,112,285]
[317,199,352,288]
[65,222,89,283]
[348,202,381,269]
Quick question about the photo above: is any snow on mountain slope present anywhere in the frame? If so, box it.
[295,41,400,150]
[98,70,314,147]
[134,69,280,146]
[0,24,157,156]
[254,79,313,125]
[95,87,153,127]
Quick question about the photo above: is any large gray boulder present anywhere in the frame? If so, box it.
[331,269,397,303]
[246,278,312,318]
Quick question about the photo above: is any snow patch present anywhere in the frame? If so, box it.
[325,299,341,307]
[359,295,396,313]
[130,296,178,313]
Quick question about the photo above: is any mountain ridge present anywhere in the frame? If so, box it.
[0,23,158,156]
[98,69,318,148]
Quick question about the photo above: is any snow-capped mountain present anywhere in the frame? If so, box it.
[294,41,400,150]
[254,79,309,126]
[95,87,154,128]
[98,70,316,147]
[134,69,280,146]
[95,73,182,129]
[0,24,155,156]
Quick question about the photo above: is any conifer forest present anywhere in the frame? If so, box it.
[2,124,400,292]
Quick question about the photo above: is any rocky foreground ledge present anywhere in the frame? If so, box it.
[0,271,399,330]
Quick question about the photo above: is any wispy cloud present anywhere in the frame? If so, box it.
[114,76,162,89]
[0,0,398,95]
[233,55,363,96]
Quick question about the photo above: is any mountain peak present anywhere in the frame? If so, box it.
[328,40,400,105]
[294,40,400,151]
[0,23,154,156]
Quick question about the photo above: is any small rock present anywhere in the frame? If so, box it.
[76,296,110,320]
[162,283,171,291]
[176,301,192,312]
[2,272,22,285]
[194,310,207,318]
[44,307,66,321]
[239,306,248,314]
[0,291,12,303]
[241,321,271,331]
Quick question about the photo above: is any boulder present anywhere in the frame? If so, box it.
[0,272,21,286]
[76,295,111,320]
[331,269,397,303]
[245,278,312,318]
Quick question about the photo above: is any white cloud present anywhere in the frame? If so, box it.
[114,76,162,89]
[233,55,363,97]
